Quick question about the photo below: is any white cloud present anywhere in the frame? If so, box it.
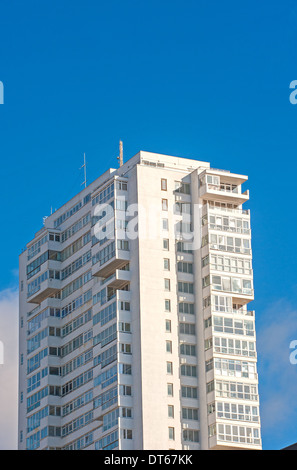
[0,288,19,450]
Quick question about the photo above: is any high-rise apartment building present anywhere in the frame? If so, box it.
[18,151,261,450]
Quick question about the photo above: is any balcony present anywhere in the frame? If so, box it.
[117,288,131,305]
[208,422,261,450]
[210,286,254,304]
[200,183,249,206]
[203,203,249,217]
[92,241,130,278]
[232,291,254,305]
[208,242,251,256]
[107,269,131,290]
[27,278,60,304]
[209,436,262,451]
[204,305,255,317]
[92,407,104,424]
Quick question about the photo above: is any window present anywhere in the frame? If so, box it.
[215,380,258,401]
[182,408,199,421]
[177,262,193,274]
[213,316,254,337]
[202,255,209,268]
[122,429,133,440]
[118,322,131,333]
[121,407,132,418]
[211,294,232,313]
[49,367,60,376]
[206,381,215,394]
[205,174,220,186]
[216,401,259,423]
[163,239,169,250]
[117,239,129,251]
[183,429,199,443]
[167,384,173,396]
[162,219,169,231]
[214,358,257,380]
[205,359,214,372]
[204,317,212,329]
[180,344,196,356]
[210,254,252,275]
[167,362,173,374]
[202,275,210,288]
[165,299,171,312]
[175,182,190,194]
[208,214,249,234]
[168,405,174,418]
[120,343,132,354]
[208,424,216,438]
[179,322,196,335]
[217,423,260,445]
[166,341,172,353]
[181,386,198,399]
[164,279,171,291]
[164,258,170,270]
[179,303,194,314]
[161,179,167,191]
[177,241,192,253]
[209,233,251,255]
[162,199,168,211]
[210,274,253,296]
[168,427,175,440]
[207,403,215,415]
[178,282,194,294]
[205,338,213,350]
[119,364,132,375]
[119,301,130,311]
[119,385,132,396]
[175,202,191,215]
[116,181,128,191]
[181,364,197,377]
[213,337,256,357]
[165,320,171,332]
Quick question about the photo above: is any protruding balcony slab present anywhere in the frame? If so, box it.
[92,250,130,278]
[108,269,130,289]
[27,278,60,304]
[200,184,249,205]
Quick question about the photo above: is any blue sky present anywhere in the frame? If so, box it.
[0,0,297,450]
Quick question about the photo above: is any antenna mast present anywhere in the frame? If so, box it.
[81,153,87,188]
[117,141,123,167]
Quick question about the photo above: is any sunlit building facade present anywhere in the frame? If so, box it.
[18,151,261,450]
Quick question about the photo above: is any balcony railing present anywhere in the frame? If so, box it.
[208,223,250,235]
[209,264,253,276]
[207,204,249,216]
[207,183,239,194]
[27,278,61,304]
[92,241,130,278]
[209,243,251,256]
[203,305,255,316]
[200,183,249,206]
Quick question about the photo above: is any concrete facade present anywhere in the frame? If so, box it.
[18,151,261,450]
